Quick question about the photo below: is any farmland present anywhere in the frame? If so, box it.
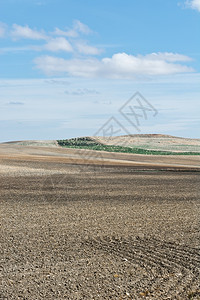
[0,140,200,299]
[57,136,200,155]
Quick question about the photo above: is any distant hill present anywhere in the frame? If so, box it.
[2,140,58,147]
[57,135,200,155]
[92,134,200,153]
[2,134,200,154]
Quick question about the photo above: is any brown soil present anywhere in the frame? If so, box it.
[0,144,200,299]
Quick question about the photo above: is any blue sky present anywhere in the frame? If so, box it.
[0,0,200,141]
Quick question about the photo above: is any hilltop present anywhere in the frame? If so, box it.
[57,134,200,155]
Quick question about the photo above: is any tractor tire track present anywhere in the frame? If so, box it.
[85,236,200,298]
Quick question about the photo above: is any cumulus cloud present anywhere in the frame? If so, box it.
[75,41,102,55]
[186,0,200,11]
[44,37,73,52]
[35,56,98,77]
[0,22,7,38]
[34,52,194,78]
[11,24,47,40]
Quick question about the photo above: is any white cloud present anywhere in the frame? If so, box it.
[44,37,73,52]
[34,52,194,78]
[74,20,92,35]
[0,22,6,38]
[11,24,47,40]
[143,52,192,62]
[0,40,73,54]
[7,101,24,106]
[52,27,78,38]
[2,21,97,55]
[52,20,92,38]
[0,46,34,54]
[186,0,200,11]
[35,56,100,77]
[76,41,102,55]
[65,88,100,95]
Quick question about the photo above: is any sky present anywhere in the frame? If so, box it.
[0,0,200,142]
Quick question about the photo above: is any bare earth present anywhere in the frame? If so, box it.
[0,143,200,299]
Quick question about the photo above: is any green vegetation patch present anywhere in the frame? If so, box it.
[57,138,200,155]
